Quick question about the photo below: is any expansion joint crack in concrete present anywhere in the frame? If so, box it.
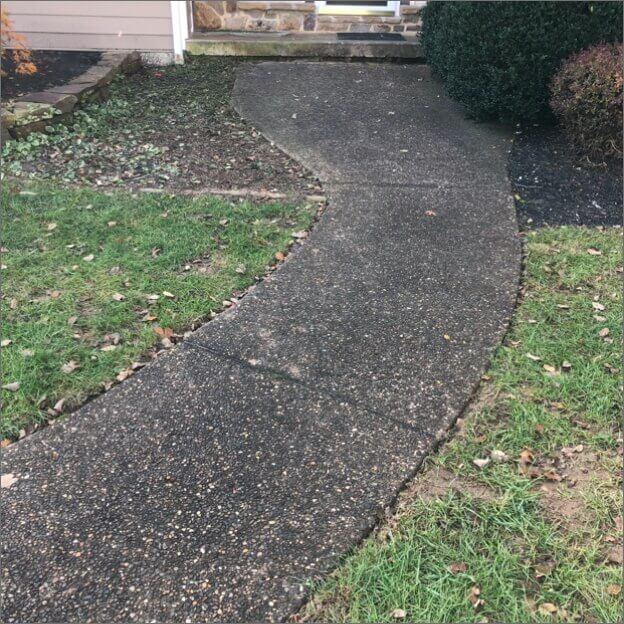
[185,339,427,437]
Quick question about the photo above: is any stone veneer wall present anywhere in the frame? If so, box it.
[193,2,423,34]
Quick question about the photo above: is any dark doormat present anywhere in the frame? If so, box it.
[337,32,405,41]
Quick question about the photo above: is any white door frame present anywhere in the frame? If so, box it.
[315,2,401,17]
[170,0,190,64]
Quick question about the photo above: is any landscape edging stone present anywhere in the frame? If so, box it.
[1,51,141,143]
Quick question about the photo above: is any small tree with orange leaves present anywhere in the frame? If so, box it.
[1,8,36,76]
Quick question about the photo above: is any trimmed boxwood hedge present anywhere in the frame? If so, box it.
[421,1,623,122]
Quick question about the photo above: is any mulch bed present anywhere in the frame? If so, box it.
[509,124,622,229]
[1,50,102,101]
[3,59,320,199]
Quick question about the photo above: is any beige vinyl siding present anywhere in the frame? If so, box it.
[2,1,174,51]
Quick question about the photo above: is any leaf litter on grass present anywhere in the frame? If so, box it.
[297,227,623,624]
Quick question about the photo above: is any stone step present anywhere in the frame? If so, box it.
[186,32,424,59]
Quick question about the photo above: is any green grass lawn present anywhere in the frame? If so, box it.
[1,185,315,439]
[301,227,623,624]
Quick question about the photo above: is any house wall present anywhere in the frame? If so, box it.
[2,1,175,53]
[193,1,424,34]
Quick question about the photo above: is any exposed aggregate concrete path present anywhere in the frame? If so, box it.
[1,63,520,623]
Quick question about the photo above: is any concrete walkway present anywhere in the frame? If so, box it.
[2,63,520,623]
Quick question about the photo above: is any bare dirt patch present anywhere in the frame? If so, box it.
[402,466,497,503]
[537,447,621,529]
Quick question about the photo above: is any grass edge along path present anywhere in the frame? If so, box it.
[1,183,318,440]
[298,226,623,624]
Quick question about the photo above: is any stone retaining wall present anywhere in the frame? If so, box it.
[1,51,141,143]
[193,1,424,34]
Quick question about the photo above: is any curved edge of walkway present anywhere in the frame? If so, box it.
[1,62,521,623]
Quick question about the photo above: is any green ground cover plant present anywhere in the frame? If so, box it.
[301,227,623,623]
[1,58,312,194]
[1,185,315,439]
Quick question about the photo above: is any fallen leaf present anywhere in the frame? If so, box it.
[151,247,160,258]
[538,603,558,616]
[142,313,157,322]
[235,264,246,274]
[100,345,117,352]
[275,251,285,261]
[594,315,607,322]
[390,609,406,619]
[20,349,34,358]
[61,360,78,374]
[219,218,228,226]
[153,327,174,339]
[543,364,557,374]
[107,221,117,227]
[534,560,555,579]
[526,353,541,361]
[490,449,509,463]
[587,248,602,255]
[599,327,610,337]
[1,473,18,489]
[1,339,12,347]
[112,293,125,301]
[448,562,467,574]
[2,382,20,392]
[162,291,175,299]
[50,290,62,299]
[147,294,160,301]
[467,585,484,609]
[608,584,621,596]
[473,458,490,469]
[607,546,623,565]
[292,231,307,239]
[53,398,65,413]
[535,423,544,435]
[83,254,94,262]
[116,369,133,382]
[543,470,562,482]
[47,223,57,231]
[592,302,606,311]
[10,298,18,309]
[67,316,78,326]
